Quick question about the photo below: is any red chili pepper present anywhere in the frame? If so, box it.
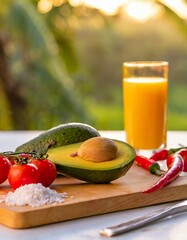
[135,155,162,176]
[143,153,184,193]
[150,146,187,161]
[150,149,169,161]
[177,149,187,172]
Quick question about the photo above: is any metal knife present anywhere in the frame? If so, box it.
[99,200,187,237]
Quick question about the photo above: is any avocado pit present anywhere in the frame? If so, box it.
[77,137,118,162]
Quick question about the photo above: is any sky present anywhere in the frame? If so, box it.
[38,0,187,22]
[70,0,187,21]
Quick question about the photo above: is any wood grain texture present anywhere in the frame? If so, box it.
[0,163,187,229]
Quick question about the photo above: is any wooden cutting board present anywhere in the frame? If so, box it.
[0,163,187,229]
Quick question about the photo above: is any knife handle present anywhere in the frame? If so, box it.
[99,200,187,237]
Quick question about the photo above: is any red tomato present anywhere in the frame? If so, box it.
[31,159,57,187]
[178,149,187,172]
[6,156,15,165]
[0,156,11,184]
[8,163,39,189]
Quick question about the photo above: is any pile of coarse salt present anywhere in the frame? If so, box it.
[0,183,67,208]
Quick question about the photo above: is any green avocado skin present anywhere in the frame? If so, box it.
[15,123,100,155]
[56,160,134,183]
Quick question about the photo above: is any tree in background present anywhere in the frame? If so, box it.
[0,0,89,129]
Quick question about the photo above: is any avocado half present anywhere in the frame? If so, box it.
[48,139,136,183]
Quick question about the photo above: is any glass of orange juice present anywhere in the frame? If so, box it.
[123,61,168,156]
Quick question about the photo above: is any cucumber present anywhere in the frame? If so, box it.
[15,122,100,155]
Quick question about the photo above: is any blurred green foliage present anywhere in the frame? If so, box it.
[0,0,89,130]
[0,0,187,130]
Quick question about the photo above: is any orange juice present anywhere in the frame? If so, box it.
[123,77,168,150]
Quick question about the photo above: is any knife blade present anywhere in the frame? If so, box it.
[99,200,187,237]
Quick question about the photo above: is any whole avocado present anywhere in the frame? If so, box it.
[15,122,100,155]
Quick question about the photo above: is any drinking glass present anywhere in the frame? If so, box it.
[123,61,168,156]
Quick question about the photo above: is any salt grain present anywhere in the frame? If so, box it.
[0,183,67,207]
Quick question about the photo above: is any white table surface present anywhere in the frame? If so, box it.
[0,130,186,240]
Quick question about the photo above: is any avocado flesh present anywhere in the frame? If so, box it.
[48,140,136,183]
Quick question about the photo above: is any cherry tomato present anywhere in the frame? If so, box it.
[178,149,187,172]
[8,163,39,189]
[0,156,11,184]
[31,159,57,187]
[6,156,15,165]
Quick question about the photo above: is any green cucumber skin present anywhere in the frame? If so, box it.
[15,123,100,154]
[56,160,134,183]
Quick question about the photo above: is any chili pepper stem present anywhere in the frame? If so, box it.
[154,169,162,176]
[169,146,187,155]
[149,162,162,176]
